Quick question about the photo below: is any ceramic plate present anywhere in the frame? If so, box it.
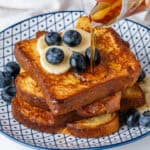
[0,11,150,150]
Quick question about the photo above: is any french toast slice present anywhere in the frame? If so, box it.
[12,97,79,133]
[16,72,121,117]
[121,84,145,111]
[76,92,121,117]
[14,17,141,115]
[16,72,145,117]
[12,96,119,137]
[16,72,49,110]
[67,113,119,138]
[77,84,145,117]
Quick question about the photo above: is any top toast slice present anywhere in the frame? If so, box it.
[14,17,141,115]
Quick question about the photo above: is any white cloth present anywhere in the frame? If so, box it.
[0,0,82,30]
[0,0,149,31]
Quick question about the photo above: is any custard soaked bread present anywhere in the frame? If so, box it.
[67,113,119,138]
[16,71,145,117]
[12,96,119,136]
[77,92,121,117]
[121,84,145,111]
[14,73,121,135]
[16,72,49,110]
[14,17,141,115]
[12,97,80,133]
[13,73,145,136]
[16,72,121,117]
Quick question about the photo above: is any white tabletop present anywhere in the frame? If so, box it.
[0,1,150,149]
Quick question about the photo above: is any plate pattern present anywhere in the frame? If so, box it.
[0,11,150,150]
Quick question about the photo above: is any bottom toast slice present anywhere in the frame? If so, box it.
[67,113,119,138]
[12,97,79,133]
[12,96,119,137]
[15,72,49,110]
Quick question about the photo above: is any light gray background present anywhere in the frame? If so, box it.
[0,0,149,149]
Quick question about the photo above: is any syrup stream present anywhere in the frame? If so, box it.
[90,27,97,73]
[88,0,148,73]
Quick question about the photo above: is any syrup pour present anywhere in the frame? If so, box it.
[88,0,147,73]
[88,0,122,73]
[90,25,97,73]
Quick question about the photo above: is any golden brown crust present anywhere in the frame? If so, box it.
[12,97,60,133]
[16,72,145,117]
[16,72,144,116]
[76,92,121,117]
[67,114,119,138]
[12,99,60,133]
[121,84,145,111]
[16,73,122,117]
[16,91,49,110]
[16,72,121,117]
[76,16,91,32]
[12,96,119,136]
[14,17,141,115]
[36,31,47,38]
[15,72,49,110]
[12,97,80,133]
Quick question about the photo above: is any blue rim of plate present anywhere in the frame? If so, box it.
[0,126,149,150]
[0,10,150,34]
[0,10,149,150]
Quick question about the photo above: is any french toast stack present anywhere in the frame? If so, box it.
[12,17,145,138]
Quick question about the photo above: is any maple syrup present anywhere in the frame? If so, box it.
[90,27,97,73]
[83,0,149,73]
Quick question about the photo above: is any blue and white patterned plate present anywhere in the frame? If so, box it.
[0,11,150,150]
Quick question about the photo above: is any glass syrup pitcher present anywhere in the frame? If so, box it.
[81,0,150,26]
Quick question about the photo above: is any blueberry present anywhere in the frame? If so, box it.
[0,71,12,88]
[139,114,150,127]
[139,111,150,127]
[119,111,127,125]
[126,109,140,127]
[1,86,16,103]
[137,70,145,82]
[46,47,64,64]
[70,52,87,73]
[143,110,150,117]
[45,32,62,45]
[5,62,20,78]
[85,47,101,66]
[63,30,82,47]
